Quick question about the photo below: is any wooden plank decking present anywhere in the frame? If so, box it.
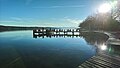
[78,53,120,68]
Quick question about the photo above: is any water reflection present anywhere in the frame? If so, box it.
[33,33,81,38]
[0,30,119,68]
[100,44,107,51]
[0,31,96,68]
[80,32,109,45]
[80,32,120,56]
[33,30,120,56]
[107,44,120,56]
[97,44,120,56]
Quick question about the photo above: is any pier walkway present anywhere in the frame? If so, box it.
[33,28,81,38]
[78,53,120,68]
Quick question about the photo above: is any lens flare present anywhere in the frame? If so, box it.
[100,44,107,50]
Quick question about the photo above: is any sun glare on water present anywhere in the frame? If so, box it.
[100,44,107,50]
[98,3,112,13]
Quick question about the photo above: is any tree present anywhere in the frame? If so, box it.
[111,0,120,21]
[79,0,120,31]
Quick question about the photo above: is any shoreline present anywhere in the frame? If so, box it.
[104,32,120,45]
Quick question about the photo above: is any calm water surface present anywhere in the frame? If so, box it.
[0,31,96,68]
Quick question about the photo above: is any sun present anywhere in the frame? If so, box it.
[98,3,112,13]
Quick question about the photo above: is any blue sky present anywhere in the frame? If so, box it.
[0,0,108,27]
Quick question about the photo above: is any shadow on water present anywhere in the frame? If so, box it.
[0,30,119,68]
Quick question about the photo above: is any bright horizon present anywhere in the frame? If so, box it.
[0,0,112,27]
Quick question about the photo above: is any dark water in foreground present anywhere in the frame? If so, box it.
[0,31,108,68]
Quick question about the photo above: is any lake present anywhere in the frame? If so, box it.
[0,30,109,68]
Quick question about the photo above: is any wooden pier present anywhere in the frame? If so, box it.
[33,28,81,38]
[78,53,120,68]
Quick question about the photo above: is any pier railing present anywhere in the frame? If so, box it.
[33,28,81,38]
